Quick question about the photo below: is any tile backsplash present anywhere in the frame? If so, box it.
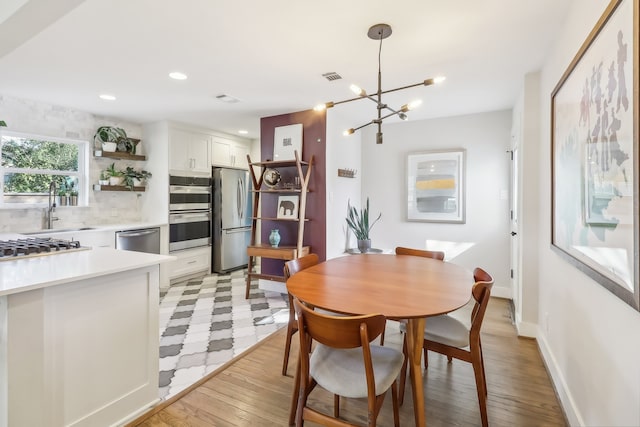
[0,94,146,233]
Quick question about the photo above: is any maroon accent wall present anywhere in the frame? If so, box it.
[260,110,326,276]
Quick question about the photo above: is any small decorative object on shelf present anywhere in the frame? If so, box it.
[269,229,281,247]
[263,168,281,188]
[338,168,357,178]
[0,120,7,127]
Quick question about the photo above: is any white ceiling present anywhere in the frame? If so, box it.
[0,0,572,140]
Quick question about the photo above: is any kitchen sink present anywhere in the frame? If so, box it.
[24,227,96,235]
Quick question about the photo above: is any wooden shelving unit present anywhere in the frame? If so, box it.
[245,151,313,298]
[93,184,145,192]
[94,150,146,161]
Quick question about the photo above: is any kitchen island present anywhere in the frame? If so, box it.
[0,244,173,427]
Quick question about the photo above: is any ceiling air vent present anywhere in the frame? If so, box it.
[322,72,342,81]
[216,94,240,103]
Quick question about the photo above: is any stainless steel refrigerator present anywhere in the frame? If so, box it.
[212,167,252,273]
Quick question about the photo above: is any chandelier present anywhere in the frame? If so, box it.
[314,23,445,144]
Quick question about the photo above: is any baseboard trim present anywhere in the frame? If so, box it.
[536,329,583,426]
[491,286,512,299]
[515,320,538,338]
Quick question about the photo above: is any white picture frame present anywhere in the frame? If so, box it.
[407,149,466,223]
[277,195,299,219]
[273,123,303,161]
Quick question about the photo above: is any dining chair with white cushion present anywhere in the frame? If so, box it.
[292,297,404,427]
[399,267,494,427]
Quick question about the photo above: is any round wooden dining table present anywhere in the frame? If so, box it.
[286,253,473,427]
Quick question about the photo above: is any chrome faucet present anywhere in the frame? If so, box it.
[46,180,59,229]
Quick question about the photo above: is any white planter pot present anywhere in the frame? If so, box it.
[102,142,117,152]
[109,176,124,186]
[98,179,109,185]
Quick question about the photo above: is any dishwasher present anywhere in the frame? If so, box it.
[115,227,161,254]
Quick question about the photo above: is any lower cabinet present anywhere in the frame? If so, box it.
[167,246,211,280]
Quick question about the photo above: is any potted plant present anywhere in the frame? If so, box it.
[69,189,79,206]
[346,197,381,253]
[99,170,110,185]
[57,185,69,206]
[0,120,6,127]
[105,163,124,186]
[94,126,129,152]
[123,166,152,190]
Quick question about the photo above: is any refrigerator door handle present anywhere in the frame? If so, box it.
[225,227,251,234]
[237,178,245,220]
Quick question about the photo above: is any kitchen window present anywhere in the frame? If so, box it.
[0,131,88,206]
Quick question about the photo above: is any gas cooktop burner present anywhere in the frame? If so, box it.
[0,237,86,261]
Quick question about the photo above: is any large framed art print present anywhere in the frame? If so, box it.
[407,149,466,223]
[551,0,639,310]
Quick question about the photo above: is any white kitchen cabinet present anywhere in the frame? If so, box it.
[167,246,211,280]
[0,251,166,427]
[211,136,250,169]
[169,128,211,175]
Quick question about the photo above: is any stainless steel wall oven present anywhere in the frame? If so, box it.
[169,175,212,252]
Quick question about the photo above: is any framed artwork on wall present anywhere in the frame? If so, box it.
[276,195,299,219]
[273,123,303,161]
[406,149,466,223]
[551,0,639,310]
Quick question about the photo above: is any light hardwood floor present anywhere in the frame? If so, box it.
[130,297,566,426]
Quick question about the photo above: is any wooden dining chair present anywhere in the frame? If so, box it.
[395,246,445,260]
[292,297,404,427]
[378,246,446,346]
[399,267,494,427]
[282,253,320,376]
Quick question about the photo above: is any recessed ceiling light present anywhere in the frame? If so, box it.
[169,72,188,80]
[99,94,116,101]
[238,130,248,135]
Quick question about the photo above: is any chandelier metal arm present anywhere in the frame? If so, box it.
[379,78,437,96]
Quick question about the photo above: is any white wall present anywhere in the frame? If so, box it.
[359,110,512,295]
[325,109,362,259]
[536,1,640,425]
[0,94,144,232]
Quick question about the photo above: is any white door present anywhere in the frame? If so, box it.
[510,144,521,320]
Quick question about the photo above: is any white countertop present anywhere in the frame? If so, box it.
[0,246,174,297]
[17,221,167,236]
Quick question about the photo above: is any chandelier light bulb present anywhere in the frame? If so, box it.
[350,84,365,96]
[434,76,446,84]
[314,104,327,111]
[343,128,355,136]
[407,99,423,110]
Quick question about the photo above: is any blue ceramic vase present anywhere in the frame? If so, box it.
[269,229,281,247]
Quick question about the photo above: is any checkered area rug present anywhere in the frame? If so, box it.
[158,269,289,399]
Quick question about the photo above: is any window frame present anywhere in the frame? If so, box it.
[0,130,89,208]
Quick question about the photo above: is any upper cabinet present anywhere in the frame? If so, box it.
[211,136,250,169]
[169,129,211,175]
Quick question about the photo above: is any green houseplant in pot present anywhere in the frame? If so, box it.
[346,197,381,253]
[123,166,152,190]
[94,126,130,152]
[105,163,124,186]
